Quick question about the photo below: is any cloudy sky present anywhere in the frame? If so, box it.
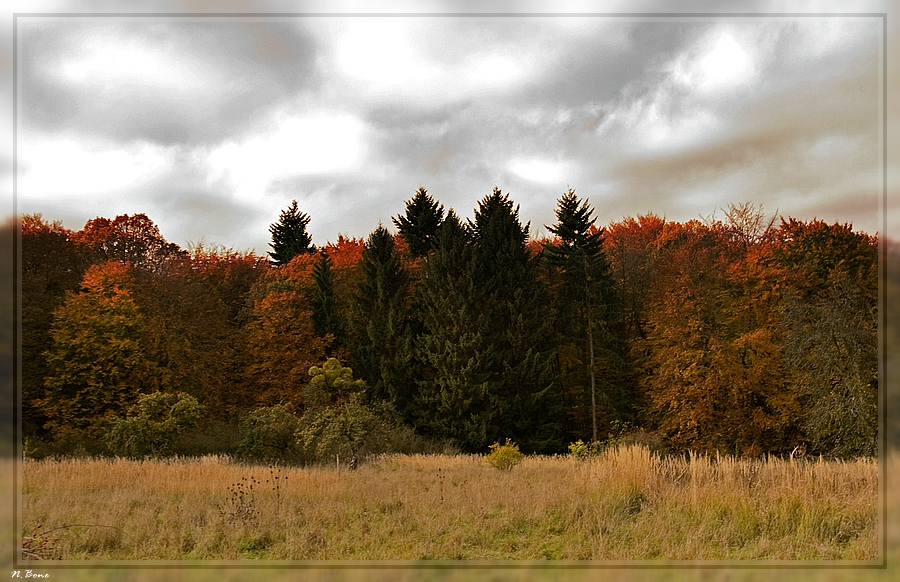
[8,2,892,254]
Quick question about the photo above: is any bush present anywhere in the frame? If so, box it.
[296,398,399,466]
[603,421,668,456]
[172,419,241,457]
[105,391,203,458]
[487,439,525,471]
[297,359,416,467]
[237,404,304,464]
[568,439,603,458]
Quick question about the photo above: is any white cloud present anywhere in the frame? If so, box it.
[787,19,874,65]
[19,135,170,199]
[465,52,529,90]
[508,158,569,185]
[333,20,443,94]
[325,18,542,105]
[55,29,220,100]
[669,28,758,98]
[606,89,722,155]
[205,110,368,199]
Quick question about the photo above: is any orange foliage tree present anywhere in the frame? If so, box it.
[243,252,329,408]
[636,218,796,455]
[40,262,161,450]
[73,213,186,272]
[134,244,267,420]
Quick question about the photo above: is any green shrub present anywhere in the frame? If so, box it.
[172,419,241,457]
[298,359,410,467]
[487,438,525,471]
[105,391,203,458]
[237,404,304,464]
[568,439,590,458]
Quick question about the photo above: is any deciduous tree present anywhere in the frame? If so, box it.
[75,213,185,273]
[244,254,329,408]
[105,391,203,458]
[773,219,878,457]
[21,215,93,439]
[40,262,160,451]
[297,358,397,465]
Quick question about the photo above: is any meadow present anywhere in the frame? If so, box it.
[17,444,880,563]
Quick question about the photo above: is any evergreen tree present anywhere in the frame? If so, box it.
[268,200,314,266]
[392,187,445,258]
[310,249,343,350]
[544,189,627,443]
[468,189,564,453]
[470,188,530,290]
[414,211,494,450]
[349,225,416,416]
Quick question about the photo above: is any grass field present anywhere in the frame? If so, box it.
[14,446,879,561]
[14,444,883,564]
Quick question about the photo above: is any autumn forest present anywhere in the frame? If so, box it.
[18,188,880,462]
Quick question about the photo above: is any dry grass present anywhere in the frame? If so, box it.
[17,444,880,563]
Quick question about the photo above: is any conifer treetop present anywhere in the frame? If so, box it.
[269,200,314,266]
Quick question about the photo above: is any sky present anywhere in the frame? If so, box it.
[6,1,897,255]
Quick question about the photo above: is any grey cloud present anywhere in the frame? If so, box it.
[150,187,269,253]
[522,21,706,109]
[20,20,320,146]
[118,148,274,253]
[590,20,880,228]
[364,100,474,132]
[11,9,892,252]
[609,55,878,189]
[264,174,401,243]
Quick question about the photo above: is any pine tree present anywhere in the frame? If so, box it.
[470,188,530,290]
[268,200,314,266]
[393,187,445,258]
[349,225,416,416]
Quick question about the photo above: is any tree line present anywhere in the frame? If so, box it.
[19,188,879,460]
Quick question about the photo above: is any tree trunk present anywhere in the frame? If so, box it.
[588,309,597,443]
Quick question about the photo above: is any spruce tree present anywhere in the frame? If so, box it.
[268,200,314,266]
[544,189,627,443]
[468,189,564,453]
[414,211,494,451]
[349,225,416,416]
[470,188,530,290]
[393,187,445,258]
[310,249,343,350]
